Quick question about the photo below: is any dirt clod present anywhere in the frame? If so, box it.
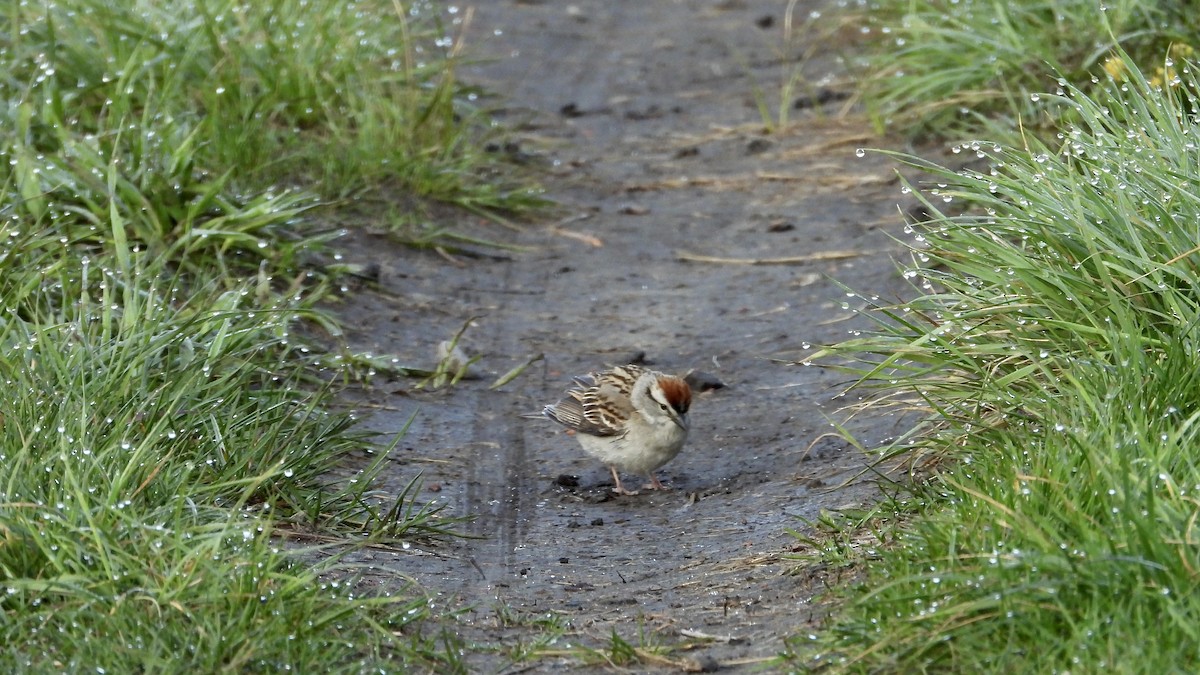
[684,370,727,392]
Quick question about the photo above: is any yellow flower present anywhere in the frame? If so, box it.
[1152,65,1182,89]
[1102,55,1128,81]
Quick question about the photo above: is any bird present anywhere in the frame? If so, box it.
[541,364,692,495]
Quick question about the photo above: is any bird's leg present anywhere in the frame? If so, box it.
[642,473,671,491]
[609,466,640,496]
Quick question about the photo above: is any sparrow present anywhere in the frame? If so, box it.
[541,364,691,495]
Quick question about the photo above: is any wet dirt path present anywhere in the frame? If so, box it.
[331,1,917,671]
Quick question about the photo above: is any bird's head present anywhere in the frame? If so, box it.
[646,374,691,430]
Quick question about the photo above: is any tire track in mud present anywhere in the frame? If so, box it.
[460,366,530,585]
[440,255,547,589]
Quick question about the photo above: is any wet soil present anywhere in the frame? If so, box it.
[327,1,922,671]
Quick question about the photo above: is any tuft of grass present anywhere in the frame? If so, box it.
[0,0,509,666]
[573,625,683,671]
[5,0,543,208]
[0,223,457,669]
[486,606,573,666]
[845,0,1200,137]
[793,52,1200,671]
[746,0,856,132]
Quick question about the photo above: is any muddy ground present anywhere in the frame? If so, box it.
[327,1,924,671]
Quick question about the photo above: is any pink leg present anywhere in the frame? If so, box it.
[610,466,639,495]
[642,473,671,491]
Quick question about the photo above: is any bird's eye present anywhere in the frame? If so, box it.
[659,402,669,411]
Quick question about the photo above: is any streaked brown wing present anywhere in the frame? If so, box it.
[543,365,643,437]
[543,393,620,436]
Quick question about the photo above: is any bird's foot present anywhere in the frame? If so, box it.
[609,467,640,495]
[642,474,671,491]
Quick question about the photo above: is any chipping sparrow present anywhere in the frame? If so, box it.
[542,364,691,495]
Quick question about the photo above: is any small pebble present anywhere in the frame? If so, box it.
[746,138,772,155]
[685,370,726,392]
[623,350,649,365]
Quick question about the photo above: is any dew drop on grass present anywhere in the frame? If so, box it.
[855,148,865,158]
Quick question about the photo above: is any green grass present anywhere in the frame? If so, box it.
[791,53,1200,671]
[0,0,534,670]
[7,0,543,207]
[846,0,1200,137]
[0,216,460,670]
